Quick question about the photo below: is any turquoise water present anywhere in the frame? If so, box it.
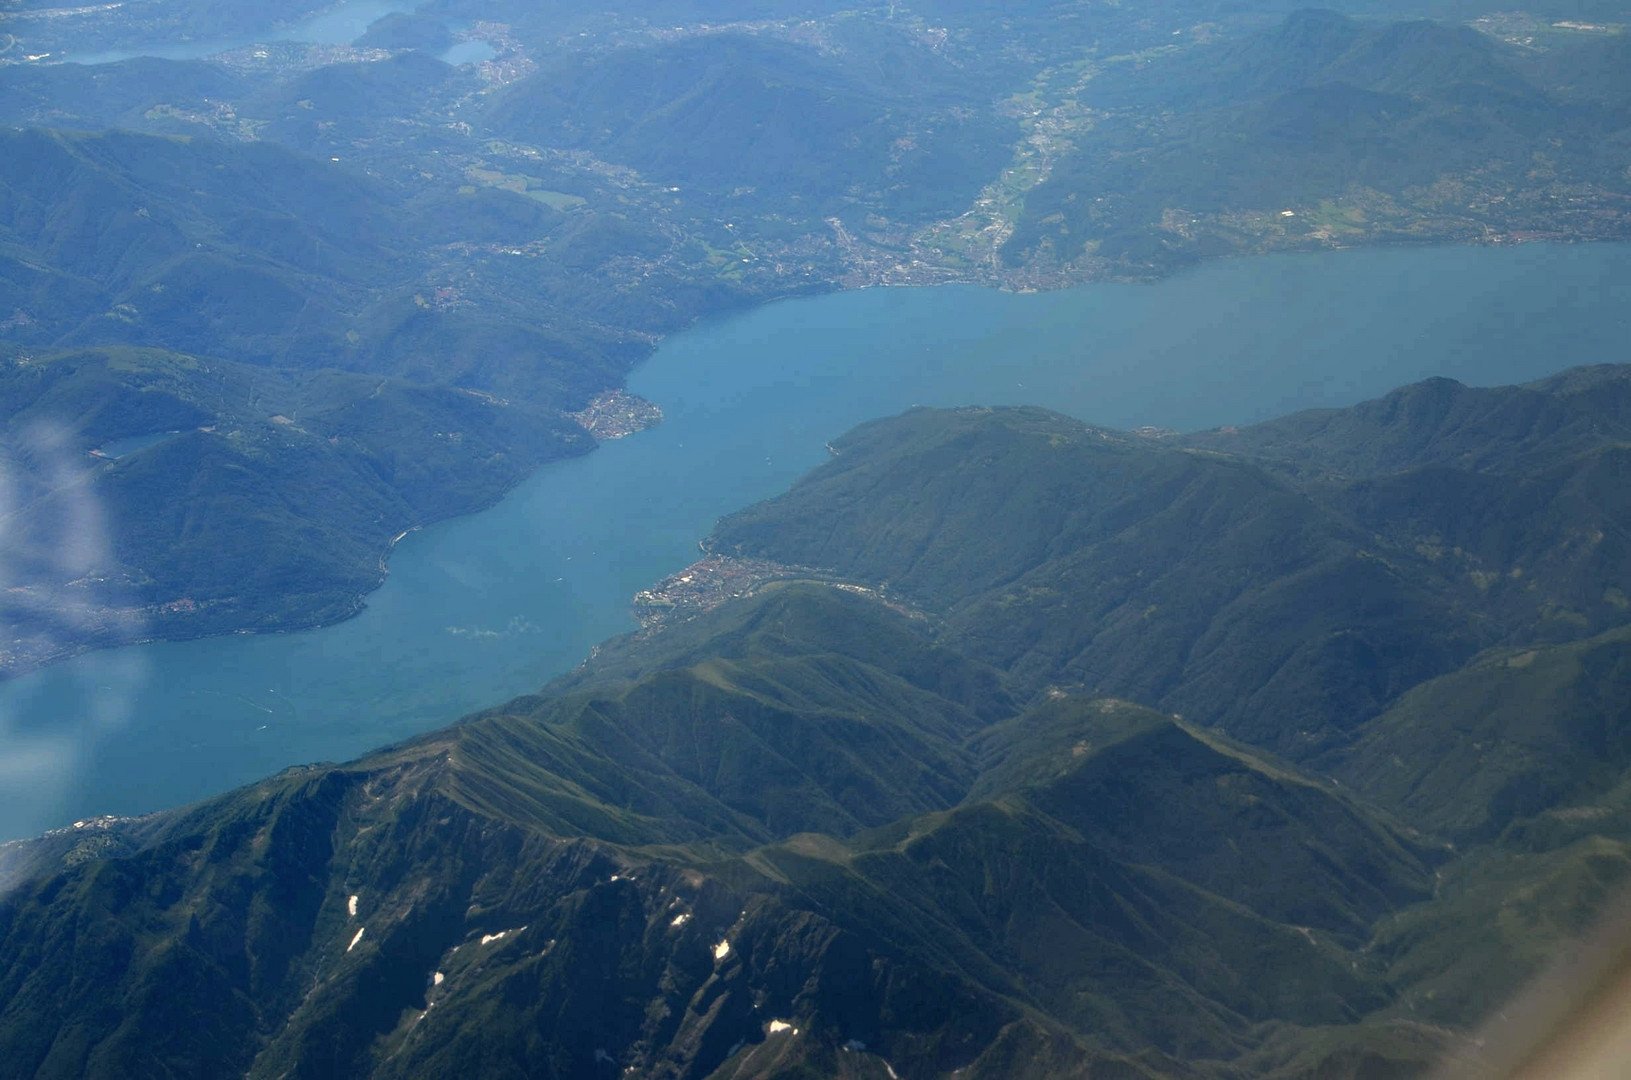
[2,243,1629,840]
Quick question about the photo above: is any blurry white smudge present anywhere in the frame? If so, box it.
[0,420,145,659]
[0,420,150,869]
[444,615,539,640]
[0,740,74,786]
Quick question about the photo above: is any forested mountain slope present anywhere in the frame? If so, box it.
[0,586,1435,1080]
[4,366,1631,1079]
[1005,9,1631,274]
[483,31,1015,221]
[0,126,663,394]
[0,123,771,673]
[0,346,592,666]
[714,369,1631,757]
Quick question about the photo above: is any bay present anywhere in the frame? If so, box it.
[2,242,1629,841]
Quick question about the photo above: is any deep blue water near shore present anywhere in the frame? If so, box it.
[2,242,1628,841]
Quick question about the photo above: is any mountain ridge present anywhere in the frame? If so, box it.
[6,364,1631,1077]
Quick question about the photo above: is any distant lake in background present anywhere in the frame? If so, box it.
[2,241,1629,841]
[63,0,495,66]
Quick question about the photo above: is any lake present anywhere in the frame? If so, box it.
[2,242,1629,841]
[64,0,497,66]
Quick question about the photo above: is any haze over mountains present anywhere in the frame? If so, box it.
[5,0,1631,1077]
[1006,9,1631,270]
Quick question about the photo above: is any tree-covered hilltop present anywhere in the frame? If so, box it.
[5,365,1631,1078]
[0,126,709,400]
[1005,8,1631,276]
[482,29,1016,223]
[0,119,793,671]
[713,368,1631,758]
[0,346,592,673]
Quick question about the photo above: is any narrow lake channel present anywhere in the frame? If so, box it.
[3,242,1629,841]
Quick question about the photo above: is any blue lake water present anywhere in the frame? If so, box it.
[64,0,493,66]
[2,242,1629,840]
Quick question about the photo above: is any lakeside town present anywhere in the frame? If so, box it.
[631,552,924,631]
[567,389,664,441]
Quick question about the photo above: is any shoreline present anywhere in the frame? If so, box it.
[1,239,1629,841]
[4,236,1628,688]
